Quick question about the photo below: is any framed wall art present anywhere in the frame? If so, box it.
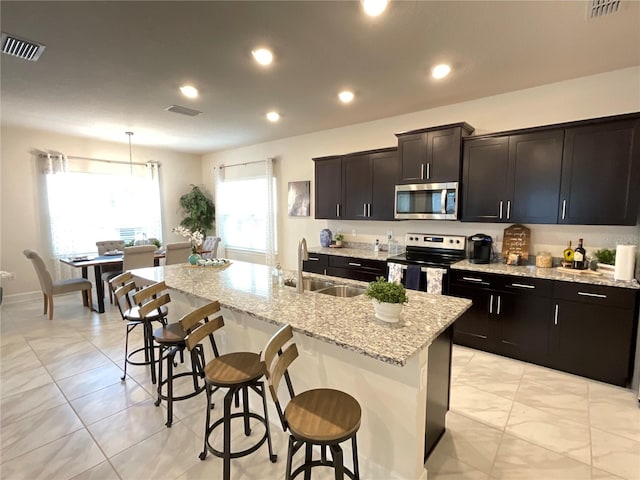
[287,180,310,217]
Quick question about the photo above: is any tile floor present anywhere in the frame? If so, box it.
[1,294,639,479]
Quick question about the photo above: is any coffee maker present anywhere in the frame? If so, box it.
[468,234,493,264]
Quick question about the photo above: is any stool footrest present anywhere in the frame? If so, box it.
[157,370,205,402]
[203,411,271,460]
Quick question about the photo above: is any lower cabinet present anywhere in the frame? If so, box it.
[302,253,328,275]
[450,270,639,386]
[326,255,387,283]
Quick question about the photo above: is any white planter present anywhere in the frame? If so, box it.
[372,299,403,323]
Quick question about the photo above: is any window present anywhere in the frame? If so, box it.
[45,170,162,257]
[218,177,276,252]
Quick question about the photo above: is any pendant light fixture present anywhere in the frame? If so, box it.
[126,131,134,174]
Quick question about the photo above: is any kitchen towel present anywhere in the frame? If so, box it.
[405,265,422,291]
[426,268,446,294]
[614,244,637,281]
[388,263,403,284]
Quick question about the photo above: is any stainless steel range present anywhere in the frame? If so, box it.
[387,233,466,293]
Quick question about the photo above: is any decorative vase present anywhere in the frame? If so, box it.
[188,253,201,265]
[320,229,332,248]
[372,299,403,323]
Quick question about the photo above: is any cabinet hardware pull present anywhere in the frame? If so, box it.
[363,204,367,217]
[496,295,501,315]
[554,304,559,325]
[499,201,503,219]
[420,163,425,180]
[336,204,340,217]
[577,291,607,299]
[462,276,483,282]
[507,200,511,219]
[367,203,371,217]
[511,283,535,289]
[561,200,566,220]
[348,262,362,267]
[489,294,494,314]
[308,257,320,261]
[426,163,430,180]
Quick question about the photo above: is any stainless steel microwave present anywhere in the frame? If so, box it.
[394,182,459,220]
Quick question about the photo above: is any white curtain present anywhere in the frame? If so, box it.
[265,157,276,267]
[213,165,226,258]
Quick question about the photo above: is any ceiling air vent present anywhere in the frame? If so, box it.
[165,105,203,117]
[588,0,621,18]
[1,32,46,61]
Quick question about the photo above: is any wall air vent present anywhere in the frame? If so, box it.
[588,0,621,18]
[1,32,46,61]
[165,105,203,117]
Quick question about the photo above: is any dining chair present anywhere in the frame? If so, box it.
[164,241,192,265]
[23,249,93,320]
[201,236,221,259]
[96,240,125,304]
[123,245,156,270]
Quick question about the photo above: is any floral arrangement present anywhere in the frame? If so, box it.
[0,271,15,280]
[173,226,204,254]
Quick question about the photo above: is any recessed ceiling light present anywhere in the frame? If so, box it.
[266,111,280,122]
[252,48,273,66]
[179,85,198,98]
[338,91,355,103]
[362,0,388,17]
[432,64,451,79]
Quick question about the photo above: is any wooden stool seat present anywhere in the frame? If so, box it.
[205,352,264,387]
[286,389,361,444]
[125,304,168,322]
[153,322,188,345]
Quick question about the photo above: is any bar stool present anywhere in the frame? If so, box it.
[109,272,168,383]
[262,324,361,480]
[184,302,277,480]
[133,281,205,427]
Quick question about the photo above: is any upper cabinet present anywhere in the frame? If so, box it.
[396,123,474,184]
[314,148,398,221]
[559,118,640,226]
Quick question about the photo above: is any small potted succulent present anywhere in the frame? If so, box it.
[365,276,408,323]
[334,233,344,247]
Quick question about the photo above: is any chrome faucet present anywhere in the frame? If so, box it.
[297,237,308,293]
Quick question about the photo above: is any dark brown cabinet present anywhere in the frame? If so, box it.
[326,255,387,282]
[396,123,474,184]
[559,118,640,225]
[549,282,638,386]
[342,148,397,221]
[302,253,329,275]
[314,156,343,219]
[462,130,564,223]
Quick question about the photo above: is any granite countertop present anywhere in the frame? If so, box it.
[451,260,640,290]
[132,261,471,366]
[308,246,399,261]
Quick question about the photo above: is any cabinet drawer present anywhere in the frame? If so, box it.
[553,282,638,308]
[303,253,328,274]
[499,276,553,297]
[328,255,386,274]
[449,270,497,288]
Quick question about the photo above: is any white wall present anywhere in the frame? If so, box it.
[202,67,640,271]
[0,126,203,297]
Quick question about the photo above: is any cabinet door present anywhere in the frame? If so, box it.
[449,283,492,351]
[494,291,551,365]
[461,137,510,222]
[397,133,425,184]
[549,300,634,386]
[370,150,397,220]
[427,127,463,182]
[559,119,640,225]
[314,157,343,219]
[508,130,564,224]
[303,253,328,274]
[343,153,371,220]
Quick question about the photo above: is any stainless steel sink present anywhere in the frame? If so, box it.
[315,285,366,297]
[284,277,335,292]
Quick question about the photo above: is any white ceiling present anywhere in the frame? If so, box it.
[1,1,639,155]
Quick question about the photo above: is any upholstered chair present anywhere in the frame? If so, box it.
[201,236,221,259]
[23,249,93,320]
[164,241,192,265]
[123,245,156,271]
[96,240,126,304]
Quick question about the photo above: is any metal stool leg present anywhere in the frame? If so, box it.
[121,323,133,381]
[259,382,277,462]
[223,387,235,480]
[352,435,360,479]
[304,442,313,480]
[146,322,157,384]
[155,344,164,407]
[285,435,295,480]
[330,444,345,480]
[242,386,251,436]
[199,382,212,461]
[165,348,176,427]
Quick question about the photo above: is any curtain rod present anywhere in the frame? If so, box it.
[38,153,155,167]
[220,159,267,169]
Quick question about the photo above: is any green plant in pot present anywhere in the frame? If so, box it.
[179,185,215,237]
[365,276,408,323]
[334,233,344,247]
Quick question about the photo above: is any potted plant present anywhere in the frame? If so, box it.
[179,185,215,236]
[334,233,344,247]
[365,276,408,323]
[594,248,616,273]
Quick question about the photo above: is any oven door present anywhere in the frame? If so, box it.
[394,182,458,220]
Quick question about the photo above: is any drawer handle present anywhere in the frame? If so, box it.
[554,304,559,325]
[578,291,607,299]
[496,295,501,315]
[308,257,320,261]
[462,277,484,283]
[506,200,511,220]
[348,262,362,267]
[511,283,535,289]
[561,199,566,220]
[489,294,494,314]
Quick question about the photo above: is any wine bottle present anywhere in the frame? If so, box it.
[573,238,586,270]
[563,241,574,263]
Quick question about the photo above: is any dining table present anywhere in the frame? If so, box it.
[60,252,164,313]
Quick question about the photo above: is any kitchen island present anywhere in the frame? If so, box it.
[132,260,471,480]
